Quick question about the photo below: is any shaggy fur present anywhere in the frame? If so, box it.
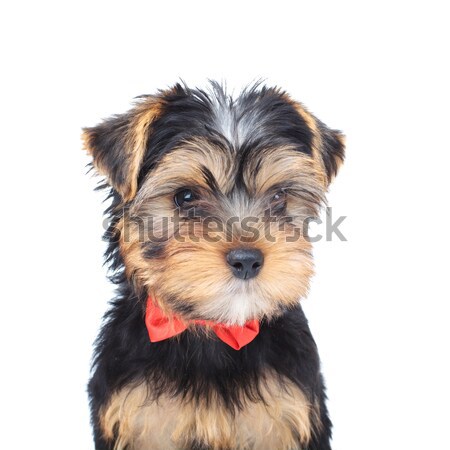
[83,81,344,450]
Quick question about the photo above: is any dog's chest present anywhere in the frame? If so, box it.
[101,376,315,450]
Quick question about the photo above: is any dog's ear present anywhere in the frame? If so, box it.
[291,101,345,185]
[316,120,345,183]
[82,95,166,202]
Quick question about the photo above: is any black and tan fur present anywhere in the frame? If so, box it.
[83,82,345,450]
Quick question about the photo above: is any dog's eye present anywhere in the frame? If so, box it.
[272,192,283,202]
[271,190,286,203]
[174,189,197,208]
[270,190,287,212]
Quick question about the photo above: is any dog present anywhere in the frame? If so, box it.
[83,82,345,450]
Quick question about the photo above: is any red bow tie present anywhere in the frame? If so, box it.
[145,296,259,350]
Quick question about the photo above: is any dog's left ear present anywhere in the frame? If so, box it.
[82,95,166,202]
[316,120,346,183]
[291,101,345,185]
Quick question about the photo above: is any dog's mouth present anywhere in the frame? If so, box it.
[153,274,303,327]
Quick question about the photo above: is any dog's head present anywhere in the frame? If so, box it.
[83,82,344,325]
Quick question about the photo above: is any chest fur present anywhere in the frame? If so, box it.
[100,375,317,450]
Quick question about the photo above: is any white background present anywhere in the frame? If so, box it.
[1,1,449,449]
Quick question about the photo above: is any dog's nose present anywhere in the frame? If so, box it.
[226,248,264,280]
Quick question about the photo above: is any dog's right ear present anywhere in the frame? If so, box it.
[82,95,167,202]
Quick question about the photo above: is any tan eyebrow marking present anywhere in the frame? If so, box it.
[134,137,235,207]
[242,146,326,196]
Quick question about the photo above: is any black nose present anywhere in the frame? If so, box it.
[226,248,264,280]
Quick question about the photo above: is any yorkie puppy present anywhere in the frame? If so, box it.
[83,82,345,450]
